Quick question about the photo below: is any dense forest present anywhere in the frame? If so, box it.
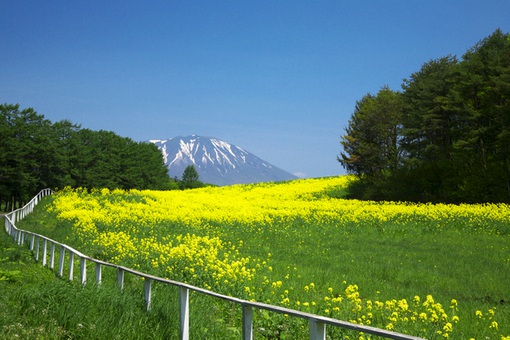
[340,29,510,203]
[0,104,177,211]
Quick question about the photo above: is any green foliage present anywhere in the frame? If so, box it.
[0,269,22,282]
[340,29,510,203]
[339,87,403,200]
[0,104,176,210]
[180,165,205,189]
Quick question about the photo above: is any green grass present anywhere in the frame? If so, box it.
[1,218,191,339]
[1,214,269,339]
[5,185,510,339]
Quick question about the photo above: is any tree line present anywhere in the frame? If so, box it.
[0,104,179,211]
[339,29,510,203]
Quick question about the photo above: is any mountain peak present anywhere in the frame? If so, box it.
[150,136,297,185]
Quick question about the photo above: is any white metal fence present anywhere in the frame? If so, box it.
[4,189,425,340]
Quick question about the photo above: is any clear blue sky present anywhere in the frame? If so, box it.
[2,1,509,178]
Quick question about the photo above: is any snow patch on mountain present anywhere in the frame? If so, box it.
[150,135,297,186]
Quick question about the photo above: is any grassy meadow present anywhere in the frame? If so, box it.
[9,176,510,339]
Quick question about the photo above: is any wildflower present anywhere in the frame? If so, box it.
[397,298,409,312]
[332,296,343,304]
[426,295,435,304]
[271,281,282,288]
[443,322,453,333]
[413,295,421,306]
[449,299,458,309]
[430,312,439,323]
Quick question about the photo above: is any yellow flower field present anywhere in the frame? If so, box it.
[46,176,509,339]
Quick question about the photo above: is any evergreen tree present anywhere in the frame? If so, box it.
[400,55,463,201]
[339,87,403,199]
[51,120,82,188]
[180,165,204,189]
[0,104,52,208]
[339,29,510,203]
[454,29,510,201]
[0,104,176,210]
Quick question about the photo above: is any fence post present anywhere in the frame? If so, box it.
[80,257,87,285]
[69,252,74,281]
[242,304,253,340]
[42,239,47,266]
[30,234,35,251]
[144,278,152,311]
[50,243,55,269]
[180,286,190,340]
[95,263,102,285]
[59,246,65,277]
[35,237,40,261]
[16,230,22,245]
[309,319,326,340]
[117,268,124,290]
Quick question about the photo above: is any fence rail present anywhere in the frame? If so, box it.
[4,189,425,340]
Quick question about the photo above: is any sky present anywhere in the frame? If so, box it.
[2,1,509,179]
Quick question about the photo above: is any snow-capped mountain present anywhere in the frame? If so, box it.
[150,135,298,186]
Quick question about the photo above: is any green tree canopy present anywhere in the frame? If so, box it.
[0,104,176,210]
[339,29,510,203]
[180,165,204,189]
[339,87,403,199]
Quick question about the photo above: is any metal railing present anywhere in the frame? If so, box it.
[4,189,425,340]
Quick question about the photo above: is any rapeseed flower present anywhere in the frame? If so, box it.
[47,177,510,339]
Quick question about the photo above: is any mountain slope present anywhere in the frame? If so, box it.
[150,135,298,185]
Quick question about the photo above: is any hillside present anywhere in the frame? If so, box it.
[11,177,510,338]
